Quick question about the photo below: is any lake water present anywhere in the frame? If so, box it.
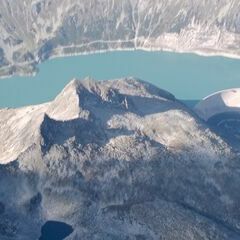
[39,221,73,240]
[1,50,240,108]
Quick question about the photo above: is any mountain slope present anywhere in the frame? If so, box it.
[195,89,240,151]
[0,78,240,239]
[1,0,240,77]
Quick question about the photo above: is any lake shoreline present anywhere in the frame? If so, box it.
[1,45,240,80]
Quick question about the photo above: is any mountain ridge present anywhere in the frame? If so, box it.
[0,77,227,164]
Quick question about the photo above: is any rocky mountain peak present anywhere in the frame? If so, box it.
[0,78,239,240]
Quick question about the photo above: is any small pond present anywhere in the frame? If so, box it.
[39,221,73,240]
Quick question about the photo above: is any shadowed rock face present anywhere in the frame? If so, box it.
[0,78,239,240]
[1,0,240,77]
[208,112,240,151]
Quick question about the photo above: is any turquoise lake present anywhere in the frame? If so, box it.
[1,50,240,108]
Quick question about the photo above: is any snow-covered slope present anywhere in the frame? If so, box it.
[195,89,240,150]
[0,78,240,239]
[1,0,240,77]
[195,88,240,121]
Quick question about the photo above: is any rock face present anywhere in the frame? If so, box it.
[1,0,240,77]
[0,78,240,239]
